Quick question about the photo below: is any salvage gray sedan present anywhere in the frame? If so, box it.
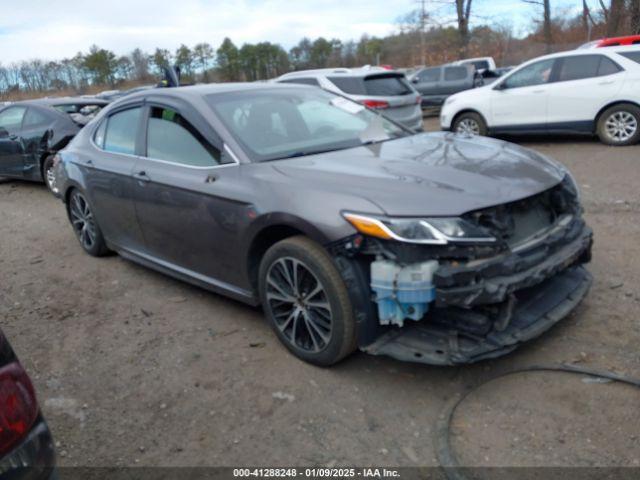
[53,83,593,366]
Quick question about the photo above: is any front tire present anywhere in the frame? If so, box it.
[597,104,640,146]
[68,189,109,257]
[258,236,357,366]
[453,112,488,136]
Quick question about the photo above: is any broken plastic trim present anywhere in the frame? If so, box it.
[362,266,592,366]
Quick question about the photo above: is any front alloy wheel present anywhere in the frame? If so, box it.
[259,236,356,366]
[265,257,333,353]
[68,190,109,256]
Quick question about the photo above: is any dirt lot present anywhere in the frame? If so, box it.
[1,117,639,470]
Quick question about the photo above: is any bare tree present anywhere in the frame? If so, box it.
[455,0,473,58]
[523,0,552,53]
[629,0,640,34]
[582,0,597,40]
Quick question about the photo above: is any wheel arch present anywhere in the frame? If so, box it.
[451,108,488,129]
[595,100,640,128]
[244,215,331,292]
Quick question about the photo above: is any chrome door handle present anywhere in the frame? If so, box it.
[532,89,545,94]
[598,80,615,85]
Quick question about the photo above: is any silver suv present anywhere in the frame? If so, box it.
[275,67,423,132]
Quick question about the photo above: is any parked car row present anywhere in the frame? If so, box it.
[441,45,640,146]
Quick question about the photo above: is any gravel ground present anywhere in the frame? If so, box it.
[1,118,639,469]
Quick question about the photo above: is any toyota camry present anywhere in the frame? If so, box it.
[53,83,593,366]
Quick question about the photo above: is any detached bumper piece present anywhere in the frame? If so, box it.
[363,266,592,365]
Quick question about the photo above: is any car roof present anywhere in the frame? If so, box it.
[277,66,397,80]
[12,97,109,107]
[111,82,313,104]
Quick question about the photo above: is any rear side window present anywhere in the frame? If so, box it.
[279,78,321,87]
[363,75,412,96]
[146,107,220,167]
[327,76,365,95]
[444,67,468,81]
[417,68,440,82]
[23,108,52,129]
[618,51,640,64]
[598,57,622,75]
[556,55,620,81]
[103,107,141,155]
[470,60,490,71]
[0,106,26,131]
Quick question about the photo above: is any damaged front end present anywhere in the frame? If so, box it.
[331,176,593,366]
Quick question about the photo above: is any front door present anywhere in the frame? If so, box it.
[87,105,146,251]
[132,105,246,287]
[490,58,556,130]
[0,106,27,177]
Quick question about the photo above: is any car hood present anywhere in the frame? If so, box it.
[270,132,566,217]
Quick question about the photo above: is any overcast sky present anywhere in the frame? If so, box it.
[0,0,581,63]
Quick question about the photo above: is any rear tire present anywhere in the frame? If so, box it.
[453,112,488,136]
[258,236,357,366]
[42,155,59,195]
[597,103,640,146]
[68,189,109,257]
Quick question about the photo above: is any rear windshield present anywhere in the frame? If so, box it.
[328,74,413,96]
[363,75,412,96]
[618,51,640,64]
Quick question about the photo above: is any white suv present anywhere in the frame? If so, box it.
[440,46,640,146]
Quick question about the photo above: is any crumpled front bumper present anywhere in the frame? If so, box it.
[363,265,592,365]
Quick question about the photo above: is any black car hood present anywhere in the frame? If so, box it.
[271,132,565,217]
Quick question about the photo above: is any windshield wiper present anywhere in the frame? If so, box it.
[268,146,352,161]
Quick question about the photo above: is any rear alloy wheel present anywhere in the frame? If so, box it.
[259,236,356,366]
[597,104,640,146]
[453,112,488,136]
[42,156,59,195]
[68,189,109,257]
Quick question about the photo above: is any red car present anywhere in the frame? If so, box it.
[579,34,640,49]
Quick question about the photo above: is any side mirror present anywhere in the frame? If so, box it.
[493,82,507,91]
[411,77,418,84]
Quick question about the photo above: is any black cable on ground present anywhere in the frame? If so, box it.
[435,364,640,480]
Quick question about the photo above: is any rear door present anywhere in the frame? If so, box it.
[0,106,27,177]
[545,54,625,129]
[490,58,555,129]
[132,103,245,287]
[87,105,146,251]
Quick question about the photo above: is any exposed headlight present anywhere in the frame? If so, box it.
[343,213,496,245]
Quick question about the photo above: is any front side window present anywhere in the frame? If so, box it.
[444,67,468,81]
[103,107,141,155]
[0,106,27,131]
[23,108,52,129]
[502,59,555,89]
[207,88,408,162]
[418,68,440,83]
[146,107,220,167]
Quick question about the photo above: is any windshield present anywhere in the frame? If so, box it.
[206,88,410,162]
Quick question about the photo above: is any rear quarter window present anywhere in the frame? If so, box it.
[363,75,412,96]
[618,51,640,64]
[327,76,366,95]
[103,107,141,155]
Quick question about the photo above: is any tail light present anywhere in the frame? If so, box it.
[415,95,422,104]
[361,100,389,110]
[0,333,38,455]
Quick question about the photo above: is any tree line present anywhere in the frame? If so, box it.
[1,0,638,99]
